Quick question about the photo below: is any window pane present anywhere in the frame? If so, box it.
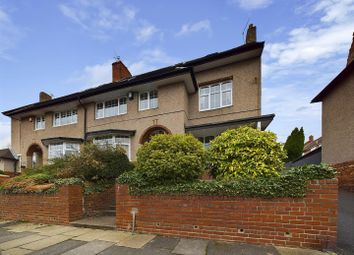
[49,143,63,159]
[222,91,232,106]
[150,90,158,99]
[119,98,127,114]
[210,85,220,109]
[221,82,232,91]
[200,87,209,95]
[54,113,60,126]
[64,143,80,156]
[200,95,209,110]
[150,98,158,108]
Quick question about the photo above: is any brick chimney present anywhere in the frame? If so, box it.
[246,24,257,44]
[347,32,354,66]
[39,91,52,102]
[112,60,132,82]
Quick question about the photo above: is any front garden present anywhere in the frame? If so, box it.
[0,126,336,197]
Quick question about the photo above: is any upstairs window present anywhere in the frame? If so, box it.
[96,97,127,119]
[35,116,45,130]
[199,81,232,111]
[48,142,80,159]
[53,110,77,127]
[139,90,158,111]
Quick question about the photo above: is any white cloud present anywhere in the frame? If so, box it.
[59,0,137,39]
[135,22,161,43]
[229,0,272,10]
[128,49,178,75]
[0,120,11,148]
[0,6,22,60]
[176,20,211,36]
[66,49,178,88]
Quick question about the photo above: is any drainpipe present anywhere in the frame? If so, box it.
[78,97,87,141]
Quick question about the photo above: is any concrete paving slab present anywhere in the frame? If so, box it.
[72,229,108,242]
[0,220,16,228]
[97,245,139,255]
[5,223,46,233]
[1,247,32,255]
[20,234,71,250]
[0,234,46,250]
[144,236,179,250]
[97,230,132,243]
[28,240,87,255]
[61,227,92,237]
[71,216,115,230]
[276,246,327,255]
[61,240,114,255]
[172,238,208,255]
[117,233,156,249]
[0,230,33,244]
[207,241,281,255]
[30,225,77,236]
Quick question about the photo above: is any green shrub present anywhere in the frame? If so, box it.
[67,143,133,181]
[208,126,287,180]
[136,134,206,184]
[117,163,336,198]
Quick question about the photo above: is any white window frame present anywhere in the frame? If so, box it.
[53,110,78,127]
[95,97,127,119]
[197,136,215,149]
[34,116,45,130]
[199,80,233,111]
[48,142,80,160]
[93,135,131,160]
[139,90,158,111]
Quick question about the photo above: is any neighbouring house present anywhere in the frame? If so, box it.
[311,33,354,165]
[2,24,274,169]
[0,148,18,173]
[285,135,322,167]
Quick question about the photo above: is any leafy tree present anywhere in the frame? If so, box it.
[284,127,305,162]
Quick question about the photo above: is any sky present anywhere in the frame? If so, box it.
[0,0,353,148]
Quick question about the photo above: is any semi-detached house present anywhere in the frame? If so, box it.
[2,25,275,170]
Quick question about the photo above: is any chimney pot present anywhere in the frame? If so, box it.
[112,60,132,82]
[39,92,52,102]
[246,24,257,44]
[347,32,354,66]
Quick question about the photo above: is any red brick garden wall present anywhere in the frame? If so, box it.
[84,186,115,216]
[0,185,83,224]
[333,161,354,191]
[116,179,338,250]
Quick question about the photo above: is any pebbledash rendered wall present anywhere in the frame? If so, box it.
[0,185,83,224]
[116,179,338,250]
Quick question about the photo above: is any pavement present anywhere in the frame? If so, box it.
[337,189,354,255]
[0,221,334,255]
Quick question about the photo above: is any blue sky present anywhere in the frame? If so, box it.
[0,0,353,147]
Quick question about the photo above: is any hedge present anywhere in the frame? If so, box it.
[117,164,336,198]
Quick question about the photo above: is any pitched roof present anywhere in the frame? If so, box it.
[0,149,17,161]
[311,60,354,103]
[2,42,264,117]
[303,137,322,155]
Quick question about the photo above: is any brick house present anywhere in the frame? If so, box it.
[2,25,274,170]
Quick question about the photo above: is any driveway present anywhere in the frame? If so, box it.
[337,189,354,255]
[0,221,331,255]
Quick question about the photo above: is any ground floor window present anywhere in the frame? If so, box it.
[197,136,215,148]
[93,135,131,160]
[48,142,80,159]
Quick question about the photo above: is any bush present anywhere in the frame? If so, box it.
[208,126,287,180]
[117,163,336,198]
[136,134,206,184]
[66,143,133,181]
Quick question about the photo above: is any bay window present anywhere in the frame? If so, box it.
[48,142,80,159]
[139,90,158,111]
[53,110,77,127]
[199,81,232,111]
[93,135,131,160]
[96,97,127,119]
